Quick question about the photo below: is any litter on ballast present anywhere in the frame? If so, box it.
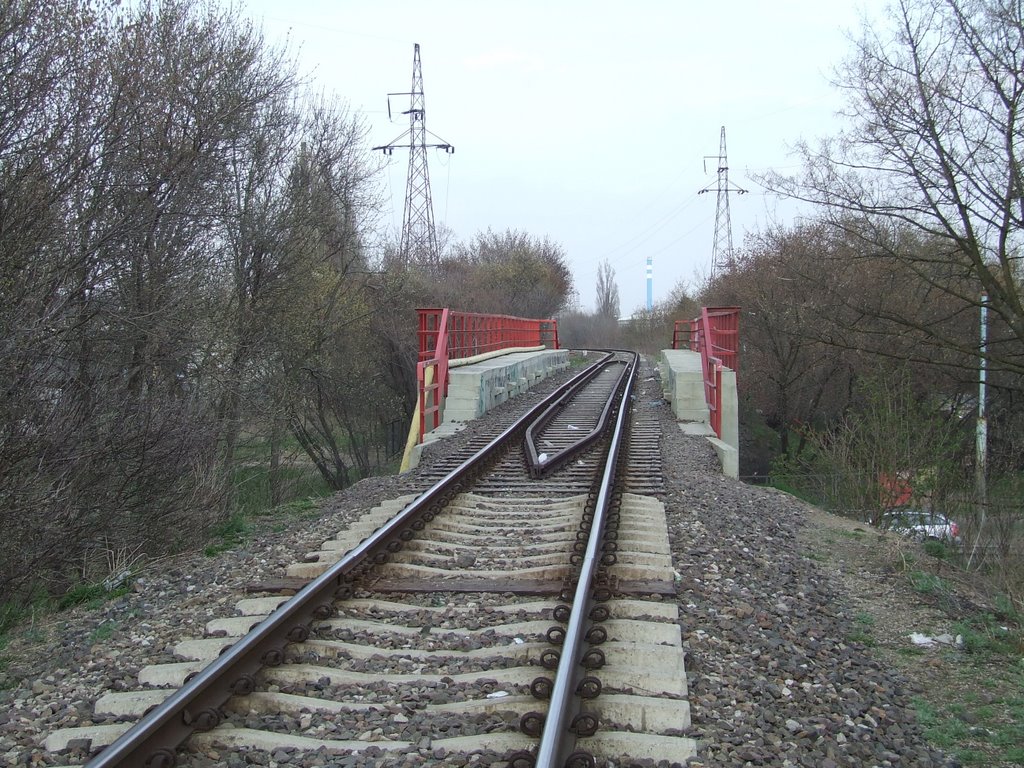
[909,632,963,647]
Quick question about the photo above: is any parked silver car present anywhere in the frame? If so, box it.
[880,509,961,543]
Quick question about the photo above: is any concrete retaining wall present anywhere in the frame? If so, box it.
[443,349,571,423]
[659,349,739,479]
[402,349,571,471]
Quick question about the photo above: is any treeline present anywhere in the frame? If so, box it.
[0,1,573,612]
[700,0,1024,584]
[0,0,390,604]
[706,218,1023,573]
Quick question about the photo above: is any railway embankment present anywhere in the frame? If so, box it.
[0,360,968,767]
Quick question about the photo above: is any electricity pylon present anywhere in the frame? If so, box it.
[374,44,453,265]
[698,126,746,278]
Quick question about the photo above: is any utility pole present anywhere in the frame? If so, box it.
[645,255,653,311]
[969,292,988,569]
[698,126,746,278]
[374,44,453,266]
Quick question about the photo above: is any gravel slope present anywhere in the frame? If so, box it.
[0,359,957,767]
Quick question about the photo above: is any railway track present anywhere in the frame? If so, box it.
[46,351,695,767]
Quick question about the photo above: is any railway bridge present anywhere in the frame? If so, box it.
[23,305,952,768]
[402,307,740,479]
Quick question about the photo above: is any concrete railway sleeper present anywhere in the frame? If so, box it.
[51,352,694,767]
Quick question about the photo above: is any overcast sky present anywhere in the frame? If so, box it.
[243,0,887,314]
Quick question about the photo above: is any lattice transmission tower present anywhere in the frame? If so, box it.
[374,44,453,265]
[698,126,746,278]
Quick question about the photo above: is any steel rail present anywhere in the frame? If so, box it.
[533,351,638,768]
[85,351,617,768]
[523,357,627,478]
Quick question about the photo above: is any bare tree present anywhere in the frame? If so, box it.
[0,0,236,604]
[0,0,392,612]
[595,259,620,319]
[762,0,1024,374]
[707,224,857,455]
[707,219,979,454]
[435,229,572,318]
[782,371,963,524]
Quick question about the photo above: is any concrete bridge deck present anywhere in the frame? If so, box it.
[405,348,737,478]
[404,348,570,469]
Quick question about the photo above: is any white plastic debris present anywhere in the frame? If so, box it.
[513,637,525,645]
[486,690,510,699]
[566,424,580,430]
[910,632,964,647]
[538,452,548,462]
[103,569,132,591]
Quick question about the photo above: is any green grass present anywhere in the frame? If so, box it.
[0,602,27,639]
[2,579,129,637]
[848,613,876,646]
[89,621,117,644]
[838,528,867,539]
[3,453,348,656]
[913,665,1024,765]
[923,539,957,560]
[202,464,334,556]
[204,513,250,557]
[994,593,1023,625]
[57,582,131,611]
[854,612,875,626]
[915,698,974,747]
[204,467,334,556]
[1,446,387,656]
[0,579,134,670]
[0,630,9,686]
[905,602,1024,767]
[847,628,875,646]
[908,570,949,595]
[767,478,821,506]
[897,645,927,657]
[568,352,595,368]
[232,465,332,518]
[954,613,1024,657]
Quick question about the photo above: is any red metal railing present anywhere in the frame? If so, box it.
[416,308,559,440]
[673,307,740,438]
